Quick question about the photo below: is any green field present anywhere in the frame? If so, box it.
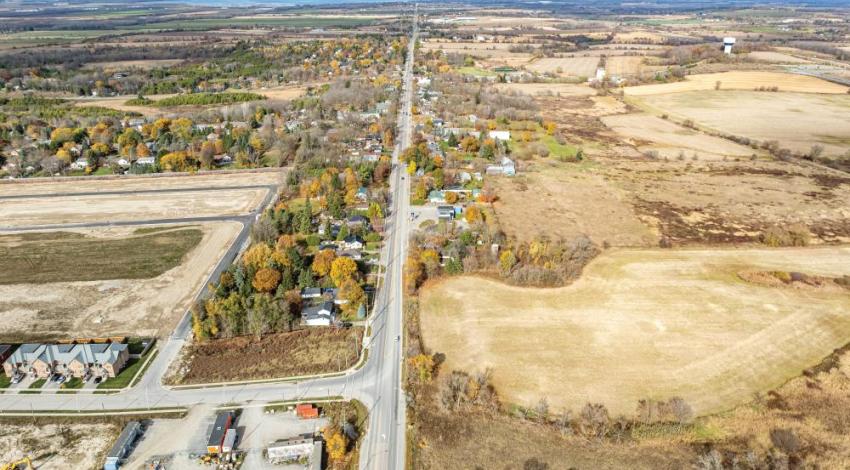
[0,227,203,284]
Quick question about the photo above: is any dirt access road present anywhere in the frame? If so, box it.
[420,246,850,416]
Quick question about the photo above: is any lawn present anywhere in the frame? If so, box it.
[0,374,10,389]
[0,227,203,284]
[61,377,84,390]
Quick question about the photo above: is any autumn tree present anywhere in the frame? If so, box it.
[252,268,281,292]
[465,205,483,224]
[408,353,435,383]
[404,255,424,293]
[339,278,366,317]
[244,243,273,270]
[312,249,337,278]
[330,256,358,287]
[323,426,348,465]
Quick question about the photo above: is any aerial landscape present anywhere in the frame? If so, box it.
[0,0,848,469]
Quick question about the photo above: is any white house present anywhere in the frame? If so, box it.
[302,301,335,327]
[135,156,155,166]
[69,157,88,170]
[488,130,511,141]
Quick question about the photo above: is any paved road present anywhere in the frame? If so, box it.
[0,10,418,470]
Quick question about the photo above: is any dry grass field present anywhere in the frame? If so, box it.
[83,59,185,70]
[605,55,646,76]
[601,113,757,160]
[420,246,850,416]
[259,84,309,101]
[746,51,811,64]
[491,161,657,247]
[0,222,241,341]
[493,82,596,97]
[625,71,849,96]
[526,57,600,78]
[636,90,850,155]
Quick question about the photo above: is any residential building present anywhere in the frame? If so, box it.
[207,411,235,454]
[3,342,129,379]
[437,206,455,220]
[301,287,322,299]
[0,345,13,364]
[342,235,365,251]
[302,301,335,326]
[103,421,142,470]
[488,130,511,141]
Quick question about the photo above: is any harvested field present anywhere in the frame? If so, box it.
[526,57,600,78]
[491,160,656,247]
[612,31,666,44]
[605,56,646,76]
[0,422,118,470]
[601,113,756,160]
[176,328,363,384]
[0,171,281,197]
[746,51,811,64]
[493,82,595,97]
[71,94,175,117]
[625,71,849,95]
[420,246,850,416]
[0,222,241,341]
[0,187,265,227]
[259,84,308,101]
[635,90,850,155]
[0,227,203,284]
[83,59,185,70]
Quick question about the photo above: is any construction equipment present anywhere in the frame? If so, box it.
[1,456,33,470]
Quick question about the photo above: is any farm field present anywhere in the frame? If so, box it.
[419,246,850,416]
[493,82,595,97]
[624,71,849,95]
[0,422,119,470]
[172,327,363,384]
[601,113,757,160]
[0,171,281,197]
[526,57,600,78]
[746,51,811,64]
[0,187,265,227]
[0,222,241,341]
[491,160,657,247]
[636,90,850,155]
[605,55,646,76]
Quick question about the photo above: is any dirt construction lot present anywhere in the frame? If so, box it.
[0,222,241,341]
[0,187,265,227]
[0,422,118,470]
[420,246,850,416]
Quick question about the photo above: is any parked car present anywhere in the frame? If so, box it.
[10,373,23,384]
[51,373,62,382]
[56,375,66,384]
[94,376,103,384]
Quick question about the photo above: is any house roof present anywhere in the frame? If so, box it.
[348,214,368,224]
[344,235,364,244]
[4,342,127,369]
[302,301,335,321]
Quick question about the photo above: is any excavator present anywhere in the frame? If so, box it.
[1,456,33,470]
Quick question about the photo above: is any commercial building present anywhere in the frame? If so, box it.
[207,411,235,454]
[103,421,141,470]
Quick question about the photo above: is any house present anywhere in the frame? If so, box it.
[437,206,455,220]
[355,187,369,201]
[103,421,141,470]
[70,157,88,170]
[0,345,13,364]
[485,157,516,177]
[302,301,335,326]
[266,435,323,469]
[318,242,338,252]
[296,403,320,419]
[428,190,446,204]
[207,411,235,454]
[301,287,322,299]
[135,156,155,166]
[342,235,365,251]
[347,214,369,228]
[3,342,129,379]
[488,130,511,141]
[338,249,362,261]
